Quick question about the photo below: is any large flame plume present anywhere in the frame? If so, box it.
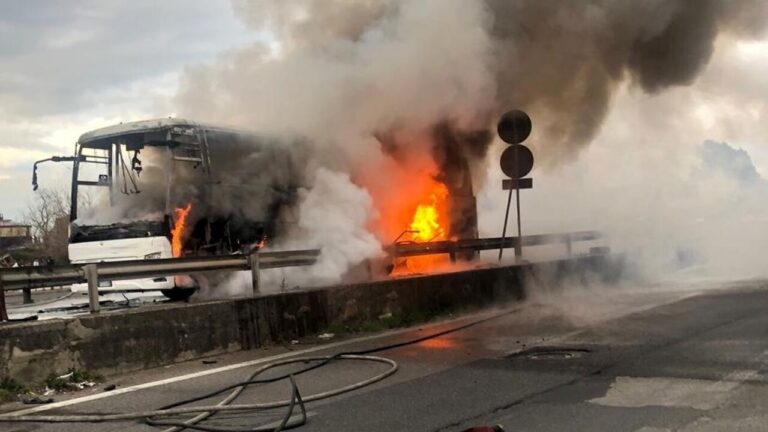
[388,179,452,275]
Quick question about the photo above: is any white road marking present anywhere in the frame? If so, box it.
[590,376,740,410]
[4,311,502,417]
[591,348,768,410]
[5,288,702,417]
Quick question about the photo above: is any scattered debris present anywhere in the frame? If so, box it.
[103,384,117,392]
[318,332,335,340]
[378,312,393,320]
[70,381,96,390]
[202,359,218,365]
[18,394,53,405]
[57,372,74,381]
[45,368,102,392]
[290,339,299,345]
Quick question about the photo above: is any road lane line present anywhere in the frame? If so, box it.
[5,288,699,417]
[4,310,505,416]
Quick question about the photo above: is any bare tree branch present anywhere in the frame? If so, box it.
[23,187,71,262]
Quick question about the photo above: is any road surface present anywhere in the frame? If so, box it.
[2,279,767,431]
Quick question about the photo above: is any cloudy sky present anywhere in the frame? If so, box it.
[0,0,264,220]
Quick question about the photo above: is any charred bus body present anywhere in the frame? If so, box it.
[34,118,484,295]
[40,119,303,299]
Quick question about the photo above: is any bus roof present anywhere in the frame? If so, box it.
[77,118,257,149]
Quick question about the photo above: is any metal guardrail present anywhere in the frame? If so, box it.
[0,231,600,320]
[386,231,601,258]
[0,249,321,318]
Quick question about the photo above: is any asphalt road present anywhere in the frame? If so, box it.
[2,280,768,431]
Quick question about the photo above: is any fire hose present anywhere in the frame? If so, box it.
[0,309,514,431]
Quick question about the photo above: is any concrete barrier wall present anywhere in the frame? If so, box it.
[0,254,619,383]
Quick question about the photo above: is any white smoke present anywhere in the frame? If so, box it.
[215,167,382,294]
[173,0,768,292]
[264,167,383,287]
[176,0,495,169]
[176,0,496,290]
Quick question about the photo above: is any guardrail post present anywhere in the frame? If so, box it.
[22,287,33,304]
[85,264,100,313]
[249,252,260,296]
[0,277,8,322]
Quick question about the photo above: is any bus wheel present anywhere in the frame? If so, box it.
[161,288,196,301]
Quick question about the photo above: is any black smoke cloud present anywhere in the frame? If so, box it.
[487,0,768,161]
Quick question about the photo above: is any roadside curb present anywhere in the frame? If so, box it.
[0,254,619,383]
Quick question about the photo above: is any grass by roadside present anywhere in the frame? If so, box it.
[0,377,28,403]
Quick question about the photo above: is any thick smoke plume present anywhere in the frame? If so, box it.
[488,0,767,162]
[198,0,768,161]
[169,0,768,290]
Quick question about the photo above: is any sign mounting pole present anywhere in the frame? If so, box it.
[498,186,513,261]
[496,109,533,263]
[515,178,522,260]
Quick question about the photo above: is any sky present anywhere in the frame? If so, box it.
[0,0,261,221]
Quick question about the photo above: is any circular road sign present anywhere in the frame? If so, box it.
[497,109,532,144]
[500,145,534,179]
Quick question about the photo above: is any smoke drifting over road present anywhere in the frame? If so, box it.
[173,0,768,288]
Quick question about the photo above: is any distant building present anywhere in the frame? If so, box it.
[0,214,32,250]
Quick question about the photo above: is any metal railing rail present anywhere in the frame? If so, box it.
[386,230,601,258]
[0,231,600,320]
[0,249,320,317]
[0,250,321,292]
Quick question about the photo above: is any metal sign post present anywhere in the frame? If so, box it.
[515,180,522,259]
[498,186,514,261]
[496,110,534,262]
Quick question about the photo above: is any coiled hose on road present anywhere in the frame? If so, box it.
[0,309,513,431]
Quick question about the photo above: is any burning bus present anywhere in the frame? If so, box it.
[33,118,304,300]
[33,118,486,297]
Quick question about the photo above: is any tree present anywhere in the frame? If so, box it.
[23,188,71,263]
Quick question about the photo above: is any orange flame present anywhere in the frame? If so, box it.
[389,182,450,275]
[171,203,192,257]
[409,184,448,242]
[256,235,267,249]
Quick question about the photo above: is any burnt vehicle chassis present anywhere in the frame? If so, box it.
[73,119,299,253]
[34,119,301,297]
